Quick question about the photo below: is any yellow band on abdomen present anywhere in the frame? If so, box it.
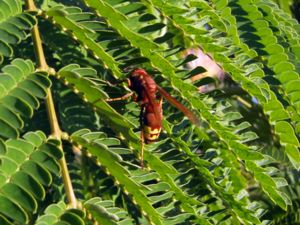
[143,126,161,141]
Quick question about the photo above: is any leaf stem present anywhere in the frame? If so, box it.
[25,0,77,208]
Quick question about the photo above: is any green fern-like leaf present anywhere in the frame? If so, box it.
[35,201,85,225]
[0,58,51,138]
[56,65,139,148]
[84,197,134,225]
[0,0,36,61]
[0,131,62,224]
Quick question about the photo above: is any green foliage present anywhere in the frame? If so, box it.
[56,65,139,148]
[0,131,62,224]
[84,197,134,225]
[0,0,36,61]
[0,58,51,138]
[272,0,293,14]
[0,0,300,224]
[35,201,85,225]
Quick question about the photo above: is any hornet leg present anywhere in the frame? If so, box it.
[140,105,145,169]
[92,92,134,104]
[140,128,145,169]
[106,92,133,102]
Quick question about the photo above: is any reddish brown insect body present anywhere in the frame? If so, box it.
[129,68,163,143]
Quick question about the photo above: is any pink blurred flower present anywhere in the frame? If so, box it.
[184,48,225,92]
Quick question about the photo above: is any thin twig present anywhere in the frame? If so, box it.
[25,0,77,208]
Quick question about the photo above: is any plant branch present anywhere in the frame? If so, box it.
[25,0,77,208]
